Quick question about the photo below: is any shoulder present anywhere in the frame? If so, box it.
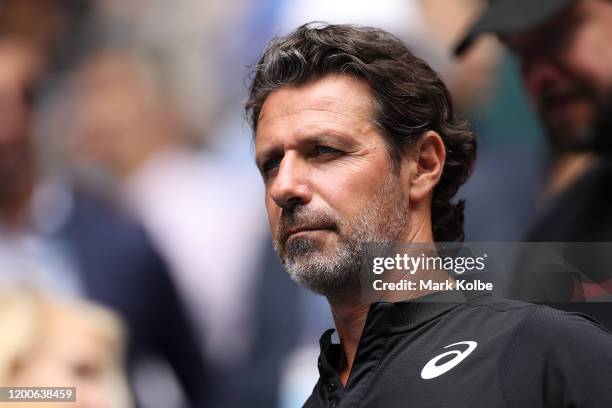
[449,293,544,328]
[478,297,612,407]
[499,300,612,351]
[460,294,612,349]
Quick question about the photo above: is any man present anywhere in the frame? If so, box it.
[246,23,612,407]
[456,0,612,177]
[456,0,612,326]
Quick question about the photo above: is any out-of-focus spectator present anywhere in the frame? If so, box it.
[68,49,262,362]
[1,0,305,405]
[0,287,132,408]
[51,46,301,407]
[457,0,612,326]
[456,0,612,211]
[0,37,43,234]
[0,36,209,408]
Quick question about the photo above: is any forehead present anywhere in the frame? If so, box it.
[256,74,376,139]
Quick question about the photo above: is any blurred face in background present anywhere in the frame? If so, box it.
[504,0,612,151]
[71,53,173,187]
[10,313,115,408]
[0,295,132,408]
[0,40,40,202]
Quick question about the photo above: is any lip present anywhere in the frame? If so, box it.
[285,227,333,241]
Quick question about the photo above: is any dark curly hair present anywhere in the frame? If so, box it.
[245,23,477,242]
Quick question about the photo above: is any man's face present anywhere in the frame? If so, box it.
[255,75,411,296]
[504,0,612,151]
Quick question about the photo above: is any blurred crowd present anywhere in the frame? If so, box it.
[0,0,610,407]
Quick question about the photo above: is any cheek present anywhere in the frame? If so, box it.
[565,27,612,87]
[314,158,393,217]
[265,195,280,233]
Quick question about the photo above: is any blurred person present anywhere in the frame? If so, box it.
[0,38,43,231]
[457,0,612,155]
[457,0,612,326]
[246,23,612,408]
[456,0,612,206]
[59,48,300,407]
[0,37,209,408]
[0,287,132,408]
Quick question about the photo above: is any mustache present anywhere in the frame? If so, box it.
[538,74,598,111]
[540,86,595,109]
[277,206,339,242]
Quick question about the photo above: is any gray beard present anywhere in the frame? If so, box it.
[272,174,410,296]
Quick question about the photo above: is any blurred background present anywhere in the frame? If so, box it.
[0,0,604,407]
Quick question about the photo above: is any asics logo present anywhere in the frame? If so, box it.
[420,341,478,379]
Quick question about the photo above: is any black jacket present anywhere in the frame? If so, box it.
[305,292,612,408]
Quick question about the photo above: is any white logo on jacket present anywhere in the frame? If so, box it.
[421,341,478,379]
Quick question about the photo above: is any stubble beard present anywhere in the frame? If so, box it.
[272,174,410,297]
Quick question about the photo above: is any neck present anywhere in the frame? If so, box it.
[325,220,448,386]
[326,289,371,386]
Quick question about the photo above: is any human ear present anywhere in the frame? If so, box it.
[408,130,446,202]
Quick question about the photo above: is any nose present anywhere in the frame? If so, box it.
[269,153,312,211]
[522,57,566,102]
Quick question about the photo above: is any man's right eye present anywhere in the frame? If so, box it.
[262,157,282,176]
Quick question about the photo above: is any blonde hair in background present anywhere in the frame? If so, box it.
[0,286,133,408]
